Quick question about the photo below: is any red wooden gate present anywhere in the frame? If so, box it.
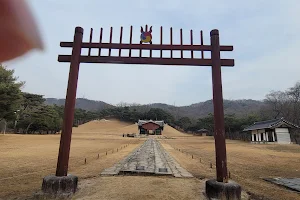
[57,25,234,183]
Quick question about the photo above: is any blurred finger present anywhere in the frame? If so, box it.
[0,0,43,62]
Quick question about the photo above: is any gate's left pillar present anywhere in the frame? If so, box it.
[41,27,83,197]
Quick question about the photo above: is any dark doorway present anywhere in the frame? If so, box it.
[268,132,273,142]
[274,132,278,142]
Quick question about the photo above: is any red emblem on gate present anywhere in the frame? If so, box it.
[140,26,152,44]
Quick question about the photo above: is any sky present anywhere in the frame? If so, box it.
[4,0,300,106]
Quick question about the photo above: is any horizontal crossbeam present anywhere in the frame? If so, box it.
[60,42,233,52]
[58,55,234,67]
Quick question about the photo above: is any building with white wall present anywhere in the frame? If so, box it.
[243,118,299,144]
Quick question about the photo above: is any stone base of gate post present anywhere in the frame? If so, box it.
[205,179,241,200]
[38,174,78,197]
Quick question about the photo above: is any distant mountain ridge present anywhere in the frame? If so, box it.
[45,98,114,111]
[45,98,265,119]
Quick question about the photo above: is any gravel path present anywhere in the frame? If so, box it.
[101,138,193,178]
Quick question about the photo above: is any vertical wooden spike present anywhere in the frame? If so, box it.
[145,24,148,32]
[88,28,93,56]
[180,28,183,58]
[190,30,194,59]
[201,30,204,59]
[160,26,163,58]
[129,26,133,57]
[109,27,113,56]
[149,25,152,57]
[139,25,143,58]
[170,27,173,58]
[98,28,103,56]
[119,26,123,57]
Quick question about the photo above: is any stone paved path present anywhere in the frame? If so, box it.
[264,177,300,192]
[101,138,193,178]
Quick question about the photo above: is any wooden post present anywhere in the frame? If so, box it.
[180,29,183,58]
[190,30,194,58]
[56,27,83,176]
[170,27,173,58]
[200,30,204,59]
[109,27,113,56]
[160,26,163,58]
[98,28,103,56]
[88,28,93,56]
[210,29,228,183]
[119,27,123,57]
[129,26,133,57]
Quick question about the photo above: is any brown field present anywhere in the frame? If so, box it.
[0,119,299,200]
[0,119,142,199]
[160,129,300,200]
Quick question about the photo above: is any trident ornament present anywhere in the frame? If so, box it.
[140,26,152,44]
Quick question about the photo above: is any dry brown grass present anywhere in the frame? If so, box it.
[73,176,205,200]
[0,119,142,199]
[159,125,300,200]
[1,120,299,200]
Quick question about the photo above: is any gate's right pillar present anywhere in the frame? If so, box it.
[205,29,241,200]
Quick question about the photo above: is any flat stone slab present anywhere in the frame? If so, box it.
[159,168,168,173]
[136,166,145,170]
[101,138,193,178]
[263,177,300,192]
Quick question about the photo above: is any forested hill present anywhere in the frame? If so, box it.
[45,98,114,111]
[45,98,265,119]
[2,64,299,143]
[140,99,264,118]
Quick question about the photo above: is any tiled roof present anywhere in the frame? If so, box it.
[138,120,164,127]
[243,117,299,131]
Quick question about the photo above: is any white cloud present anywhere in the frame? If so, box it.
[5,0,300,106]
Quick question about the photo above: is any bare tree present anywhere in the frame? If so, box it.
[264,91,287,119]
[116,101,129,107]
[263,82,300,125]
[287,82,300,124]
